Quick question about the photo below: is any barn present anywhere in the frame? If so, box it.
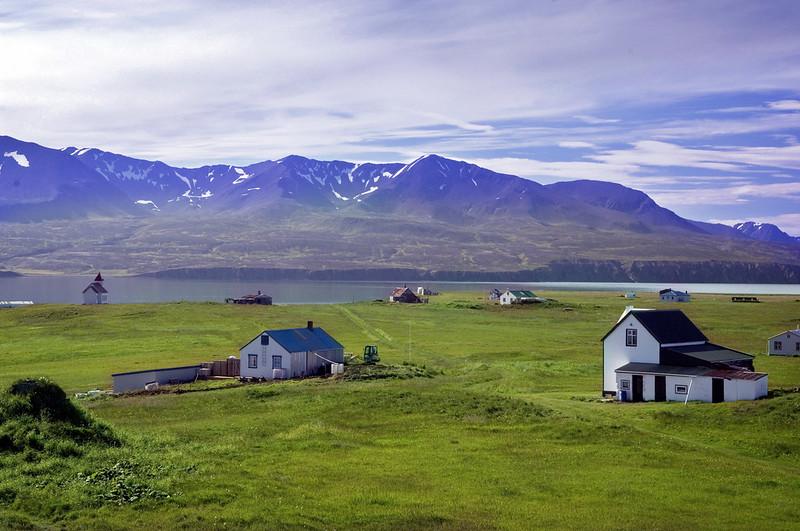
[603,308,767,402]
[239,321,344,380]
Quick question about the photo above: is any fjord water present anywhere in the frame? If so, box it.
[1,276,799,304]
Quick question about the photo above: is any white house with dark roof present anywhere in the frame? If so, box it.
[659,288,690,302]
[602,308,767,402]
[239,321,344,380]
[499,290,537,305]
[82,272,108,304]
[767,328,800,356]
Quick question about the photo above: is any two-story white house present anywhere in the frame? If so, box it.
[602,308,767,403]
[239,321,344,380]
[767,329,800,356]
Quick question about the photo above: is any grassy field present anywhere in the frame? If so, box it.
[0,291,799,529]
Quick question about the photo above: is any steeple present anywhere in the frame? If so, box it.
[94,272,104,283]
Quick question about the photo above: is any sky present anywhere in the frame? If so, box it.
[1,0,800,233]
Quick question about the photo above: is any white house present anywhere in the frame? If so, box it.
[602,308,767,403]
[659,288,690,302]
[82,272,108,305]
[239,321,344,380]
[767,329,800,356]
[499,290,537,305]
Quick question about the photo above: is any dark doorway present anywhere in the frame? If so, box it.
[712,378,724,403]
[632,375,644,402]
[654,376,666,402]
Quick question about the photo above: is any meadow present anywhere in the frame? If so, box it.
[0,291,798,529]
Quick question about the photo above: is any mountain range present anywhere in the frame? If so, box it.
[0,134,798,278]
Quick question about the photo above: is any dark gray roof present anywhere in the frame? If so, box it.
[663,342,753,363]
[82,281,108,294]
[615,362,766,380]
[603,309,707,344]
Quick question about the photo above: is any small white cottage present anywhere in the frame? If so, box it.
[767,329,800,356]
[602,308,767,402]
[82,272,108,305]
[499,290,537,305]
[239,321,344,380]
[659,288,690,302]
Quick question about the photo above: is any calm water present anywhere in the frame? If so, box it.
[0,276,799,304]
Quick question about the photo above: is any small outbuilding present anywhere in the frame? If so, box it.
[767,329,800,356]
[488,288,502,301]
[225,290,272,305]
[239,321,344,380]
[389,287,422,303]
[602,307,767,402]
[112,365,201,394]
[659,288,690,303]
[82,272,108,305]
[499,290,537,305]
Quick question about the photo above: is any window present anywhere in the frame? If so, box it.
[626,328,637,347]
[248,354,258,369]
[620,380,630,390]
[774,340,783,350]
[272,355,282,369]
[260,334,269,345]
[674,384,688,395]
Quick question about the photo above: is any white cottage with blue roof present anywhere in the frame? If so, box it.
[239,321,344,380]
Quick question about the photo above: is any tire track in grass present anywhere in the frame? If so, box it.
[337,306,383,343]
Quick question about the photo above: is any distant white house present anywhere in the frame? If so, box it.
[239,321,344,380]
[767,329,800,356]
[82,272,108,305]
[659,288,690,302]
[624,292,637,299]
[603,307,767,402]
[499,290,537,305]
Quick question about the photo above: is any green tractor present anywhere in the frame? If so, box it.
[363,345,380,364]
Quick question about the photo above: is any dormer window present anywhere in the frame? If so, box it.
[626,328,637,347]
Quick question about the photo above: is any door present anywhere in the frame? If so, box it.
[712,378,724,403]
[654,376,666,402]
[632,375,644,402]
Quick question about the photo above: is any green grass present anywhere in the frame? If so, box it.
[0,292,799,529]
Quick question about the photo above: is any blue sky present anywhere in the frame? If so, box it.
[1,0,799,233]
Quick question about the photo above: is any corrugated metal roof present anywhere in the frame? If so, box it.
[663,342,753,362]
[266,327,343,353]
[615,362,766,381]
[509,290,536,298]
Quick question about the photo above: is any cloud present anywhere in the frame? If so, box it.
[574,115,620,125]
[558,141,595,148]
[767,99,800,111]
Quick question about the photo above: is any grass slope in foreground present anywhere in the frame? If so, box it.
[0,292,798,529]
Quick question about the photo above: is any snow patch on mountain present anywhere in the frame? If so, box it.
[134,199,160,211]
[3,151,30,168]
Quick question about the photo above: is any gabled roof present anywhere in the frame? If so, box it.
[391,287,414,297]
[659,288,689,296]
[240,327,343,353]
[82,281,108,294]
[615,362,766,381]
[662,342,753,363]
[602,309,707,343]
[507,290,535,298]
[768,329,800,340]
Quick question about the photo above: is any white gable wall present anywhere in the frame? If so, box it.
[603,314,660,394]
[239,334,292,379]
[767,331,800,356]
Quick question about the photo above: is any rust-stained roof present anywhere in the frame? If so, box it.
[616,362,766,381]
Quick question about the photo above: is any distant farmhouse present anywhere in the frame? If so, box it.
[82,272,108,305]
[389,286,422,303]
[659,288,690,302]
[767,328,800,356]
[603,308,767,402]
[240,321,344,380]
[499,290,537,305]
[225,290,272,305]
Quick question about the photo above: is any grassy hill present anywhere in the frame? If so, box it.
[0,292,798,528]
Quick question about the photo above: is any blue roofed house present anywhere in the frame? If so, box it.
[239,321,344,380]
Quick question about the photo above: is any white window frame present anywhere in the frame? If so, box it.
[272,355,282,370]
[674,384,688,395]
[620,379,630,390]
[248,354,258,369]
[625,328,637,347]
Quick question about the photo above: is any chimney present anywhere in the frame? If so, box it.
[307,320,314,330]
